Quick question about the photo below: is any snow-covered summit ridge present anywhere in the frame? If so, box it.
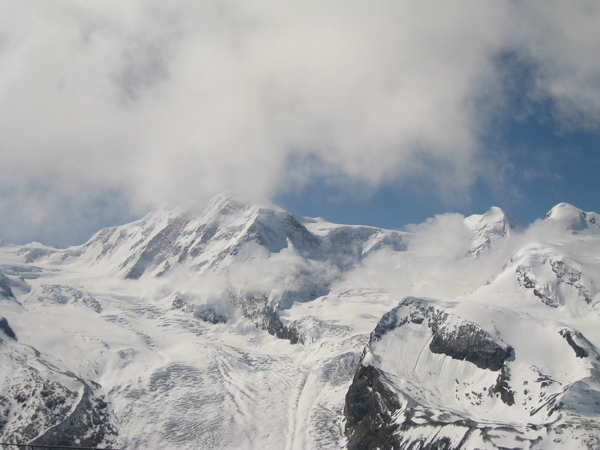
[544,202,600,234]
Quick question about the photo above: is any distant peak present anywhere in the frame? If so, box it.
[205,191,242,212]
[544,202,599,233]
[204,191,282,215]
[464,206,523,232]
[544,202,582,219]
[464,206,523,255]
[465,206,507,223]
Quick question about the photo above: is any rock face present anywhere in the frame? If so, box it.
[345,298,520,449]
[372,298,513,372]
[428,321,512,372]
[0,336,117,447]
[0,317,16,340]
[344,365,403,450]
[28,382,116,449]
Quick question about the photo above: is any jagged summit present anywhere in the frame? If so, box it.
[464,206,524,234]
[203,191,283,214]
[464,206,524,255]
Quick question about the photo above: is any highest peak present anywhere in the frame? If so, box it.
[202,191,282,216]
[204,191,246,215]
[483,206,506,218]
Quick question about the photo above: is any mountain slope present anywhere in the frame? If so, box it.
[1,195,599,449]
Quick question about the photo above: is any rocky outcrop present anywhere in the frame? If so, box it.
[234,293,301,343]
[560,329,588,358]
[345,298,516,448]
[428,321,513,372]
[344,365,402,450]
[344,363,480,450]
[172,294,230,324]
[0,317,16,340]
[516,257,595,309]
[28,382,117,449]
[373,298,513,371]
[0,340,117,447]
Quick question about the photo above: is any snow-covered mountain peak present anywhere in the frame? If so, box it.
[48,193,409,284]
[201,191,283,217]
[464,206,523,255]
[544,202,600,234]
[464,206,523,234]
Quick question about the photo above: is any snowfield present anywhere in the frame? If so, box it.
[1,194,600,449]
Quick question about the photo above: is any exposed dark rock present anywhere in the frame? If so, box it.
[263,306,299,344]
[517,260,593,308]
[551,260,592,303]
[488,366,515,406]
[560,329,588,358]
[516,265,558,307]
[0,316,16,339]
[344,364,479,450]
[429,322,514,372]
[28,382,117,449]
[172,293,187,310]
[193,305,229,324]
[344,298,521,448]
[229,292,301,344]
[372,298,512,372]
[344,364,402,450]
[172,294,230,324]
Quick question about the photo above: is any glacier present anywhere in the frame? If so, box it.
[1,193,600,449]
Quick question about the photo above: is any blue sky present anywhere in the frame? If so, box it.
[1,2,599,246]
[276,106,600,229]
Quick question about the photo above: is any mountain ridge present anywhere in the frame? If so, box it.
[1,194,599,449]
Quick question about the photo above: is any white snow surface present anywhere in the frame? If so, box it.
[1,194,599,449]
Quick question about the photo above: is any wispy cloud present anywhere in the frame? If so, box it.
[1,1,599,244]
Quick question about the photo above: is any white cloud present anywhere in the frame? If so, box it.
[1,1,599,244]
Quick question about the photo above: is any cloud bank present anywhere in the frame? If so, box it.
[1,1,600,245]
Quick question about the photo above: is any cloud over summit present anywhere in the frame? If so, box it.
[1,1,600,245]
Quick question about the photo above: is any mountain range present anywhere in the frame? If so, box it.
[1,193,600,449]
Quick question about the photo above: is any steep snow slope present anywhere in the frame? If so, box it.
[464,206,524,255]
[1,195,599,449]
